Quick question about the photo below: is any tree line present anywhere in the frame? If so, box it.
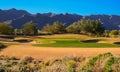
[0,19,119,37]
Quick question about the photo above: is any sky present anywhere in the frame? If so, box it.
[0,0,120,15]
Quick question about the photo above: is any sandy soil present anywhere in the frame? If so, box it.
[37,34,91,39]
[0,44,120,60]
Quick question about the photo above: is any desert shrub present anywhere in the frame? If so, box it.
[0,56,10,60]
[66,60,76,72]
[0,65,12,72]
[80,53,113,72]
[39,62,46,69]
[33,59,42,65]
[79,69,93,72]
[4,62,13,67]
[21,56,34,63]
[41,63,67,72]
[46,58,62,66]
[66,60,76,68]
[62,55,77,62]
[18,62,33,72]
[104,57,118,72]
[70,56,85,62]
[18,65,29,72]
[0,53,119,72]
[10,56,20,60]
[112,58,120,72]
[0,66,5,72]
[66,68,75,72]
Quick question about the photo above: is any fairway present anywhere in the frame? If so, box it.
[33,38,120,48]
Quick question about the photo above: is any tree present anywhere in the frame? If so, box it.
[104,30,110,37]
[14,29,23,35]
[66,22,81,33]
[51,21,66,34]
[0,23,13,35]
[41,24,52,34]
[81,20,104,36]
[66,19,104,36]
[109,30,119,37]
[22,22,37,35]
[41,21,66,34]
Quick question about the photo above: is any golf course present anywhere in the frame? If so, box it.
[0,34,120,60]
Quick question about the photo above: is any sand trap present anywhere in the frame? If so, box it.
[0,44,120,60]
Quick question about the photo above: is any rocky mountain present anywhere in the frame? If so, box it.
[0,8,31,22]
[0,8,120,30]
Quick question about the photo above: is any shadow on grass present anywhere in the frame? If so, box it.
[114,42,120,44]
[0,45,7,51]
[0,35,14,39]
[81,39,100,43]
[14,39,32,43]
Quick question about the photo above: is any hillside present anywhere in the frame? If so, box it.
[0,8,120,30]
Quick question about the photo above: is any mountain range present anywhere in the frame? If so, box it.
[0,8,120,30]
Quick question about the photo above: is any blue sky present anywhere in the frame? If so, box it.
[0,0,120,15]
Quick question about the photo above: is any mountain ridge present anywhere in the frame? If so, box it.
[0,8,120,30]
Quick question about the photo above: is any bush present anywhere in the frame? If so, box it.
[109,30,119,37]
[21,56,34,63]
[80,53,113,72]
[66,60,76,68]
[0,23,13,35]
[112,58,120,72]
[22,22,37,36]
[41,21,66,34]
[104,57,118,72]
[66,19,104,36]
[0,53,119,72]
[0,66,5,72]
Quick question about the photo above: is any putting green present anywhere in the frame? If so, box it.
[33,38,120,48]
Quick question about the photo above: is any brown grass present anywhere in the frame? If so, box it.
[37,34,91,39]
[0,44,120,60]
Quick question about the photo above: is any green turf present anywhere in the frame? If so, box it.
[33,38,120,48]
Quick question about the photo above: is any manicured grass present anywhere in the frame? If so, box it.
[33,38,120,48]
